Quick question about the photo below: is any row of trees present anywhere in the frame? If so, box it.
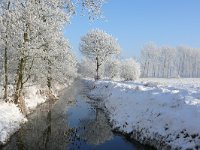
[79,57,141,81]
[79,29,141,81]
[141,43,200,78]
[79,30,200,80]
[78,58,140,81]
[0,0,105,111]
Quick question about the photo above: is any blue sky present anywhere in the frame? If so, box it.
[64,0,200,59]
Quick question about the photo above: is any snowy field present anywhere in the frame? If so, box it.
[139,78,200,90]
[86,78,200,150]
[0,86,47,145]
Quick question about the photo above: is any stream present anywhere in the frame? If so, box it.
[1,81,153,150]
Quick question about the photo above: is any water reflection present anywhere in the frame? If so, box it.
[65,100,114,148]
[2,88,74,150]
[79,108,113,145]
[66,96,138,150]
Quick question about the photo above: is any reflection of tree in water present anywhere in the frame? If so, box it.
[1,95,75,150]
[79,108,113,145]
[40,95,75,150]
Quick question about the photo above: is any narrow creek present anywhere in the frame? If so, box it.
[1,81,153,150]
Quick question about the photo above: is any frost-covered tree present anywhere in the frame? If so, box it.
[0,0,20,101]
[0,1,11,101]
[0,0,106,111]
[140,42,158,77]
[120,58,141,81]
[34,37,77,90]
[79,29,121,80]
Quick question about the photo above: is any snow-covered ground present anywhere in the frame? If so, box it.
[86,78,200,150]
[0,102,27,145]
[0,85,47,145]
[139,78,200,90]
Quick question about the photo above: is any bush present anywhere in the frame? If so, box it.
[104,59,120,79]
[120,58,140,81]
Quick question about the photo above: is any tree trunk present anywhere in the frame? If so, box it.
[142,61,147,77]
[146,61,149,77]
[96,57,100,80]
[14,58,24,104]
[3,46,8,101]
[3,1,10,102]
[14,58,27,114]
[47,59,52,92]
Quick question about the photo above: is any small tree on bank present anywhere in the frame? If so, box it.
[79,29,121,80]
[120,58,141,81]
[104,59,121,79]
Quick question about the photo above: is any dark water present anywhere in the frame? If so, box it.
[1,81,152,150]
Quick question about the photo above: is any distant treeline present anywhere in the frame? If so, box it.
[141,43,200,78]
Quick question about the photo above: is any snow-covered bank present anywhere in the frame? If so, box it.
[24,86,47,113]
[0,102,27,145]
[0,85,47,145]
[86,79,200,150]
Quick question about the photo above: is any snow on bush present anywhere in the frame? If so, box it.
[104,59,121,80]
[120,58,140,81]
[0,101,27,144]
[86,79,200,150]
[23,86,47,112]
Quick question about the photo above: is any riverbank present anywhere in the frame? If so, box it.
[0,84,60,145]
[85,79,200,150]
